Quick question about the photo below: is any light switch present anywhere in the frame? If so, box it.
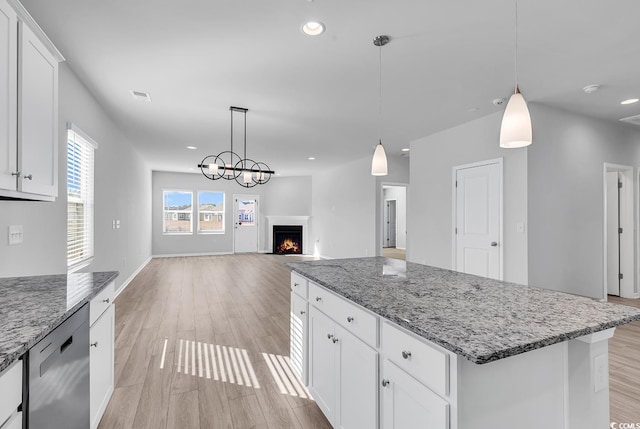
[8,225,23,245]
[116,220,121,229]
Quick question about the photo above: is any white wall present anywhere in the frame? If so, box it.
[0,64,152,291]
[383,186,407,249]
[408,111,528,284]
[527,104,640,298]
[311,156,378,258]
[152,172,312,255]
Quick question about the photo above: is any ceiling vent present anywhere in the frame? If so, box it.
[129,90,151,102]
[619,114,640,127]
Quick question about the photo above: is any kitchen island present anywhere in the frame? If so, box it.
[286,257,640,429]
[0,271,118,429]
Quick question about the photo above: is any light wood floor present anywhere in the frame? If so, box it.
[99,255,640,428]
[382,247,406,261]
[99,254,331,429]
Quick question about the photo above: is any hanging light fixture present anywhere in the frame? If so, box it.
[198,106,274,187]
[499,0,532,148]
[371,35,389,176]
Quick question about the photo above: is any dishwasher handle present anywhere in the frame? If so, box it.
[60,335,73,354]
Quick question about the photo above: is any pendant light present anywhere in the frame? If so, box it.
[371,35,389,176]
[500,0,532,148]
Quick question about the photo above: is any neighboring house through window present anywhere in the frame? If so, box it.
[67,124,97,271]
[198,191,225,233]
[163,190,193,234]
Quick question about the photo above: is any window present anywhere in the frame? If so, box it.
[163,190,193,234]
[198,191,225,233]
[67,125,97,270]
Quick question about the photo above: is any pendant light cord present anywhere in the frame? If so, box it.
[230,108,234,154]
[379,43,383,143]
[514,0,519,93]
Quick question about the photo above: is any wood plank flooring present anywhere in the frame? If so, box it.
[99,254,331,429]
[99,255,640,428]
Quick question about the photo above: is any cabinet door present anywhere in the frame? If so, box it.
[290,291,308,384]
[0,0,17,191]
[336,325,378,429]
[308,306,337,424]
[90,305,114,429]
[18,20,58,197]
[381,359,449,429]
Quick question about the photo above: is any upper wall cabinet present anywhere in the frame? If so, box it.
[0,0,63,201]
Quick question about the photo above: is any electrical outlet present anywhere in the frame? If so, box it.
[8,225,23,245]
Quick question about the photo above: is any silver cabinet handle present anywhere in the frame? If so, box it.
[300,310,306,315]
[90,342,98,347]
[332,338,339,343]
[402,350,412,359]
[11,171,20,177]
[327,333,333,339]
[294,283,299,287]
[316,297,322,302]
[23,174,32,180]
[381,379,390,387]
[103,298,110,304]
[490,242,498,247]
[347,316,354,323]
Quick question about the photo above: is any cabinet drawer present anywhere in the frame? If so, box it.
[291,272,308,299]
[309,282,378,347]
[382,321,449,397]
[0,360,22,426]
[90,281,115,326]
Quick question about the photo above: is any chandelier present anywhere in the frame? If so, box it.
[198,106,274,187]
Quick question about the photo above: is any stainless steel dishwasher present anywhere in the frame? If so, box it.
[28,303,90,429]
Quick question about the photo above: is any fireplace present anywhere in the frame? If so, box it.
[273,225,303,254]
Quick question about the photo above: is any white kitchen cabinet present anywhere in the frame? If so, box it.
[308,306,378,429]
[381,359,449,429]
[290,291,308,384]
[0,0,63,201]
[0,360,22,429]
[90,282,115,429]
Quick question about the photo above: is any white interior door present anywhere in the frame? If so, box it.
[455,160,502,280]
[606,171,621,296]
[233,195,259,253]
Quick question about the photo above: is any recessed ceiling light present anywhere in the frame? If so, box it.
[401,148,410,152]
[302,21,325,36]
[308,157,316,160]
[621,98,639,105]
[130,90,151,102]
[467,107,479,112]
[582,84,601,94]
[186,146,197,150]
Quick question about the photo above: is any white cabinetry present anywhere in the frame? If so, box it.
[0,0,63,201]
[90,281,115,429]
[0,360,22,429]
[290,272,309,384]
[308,304,378,429]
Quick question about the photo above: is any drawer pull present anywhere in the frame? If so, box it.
[381,379,390,387]
[332,338,339,343]
[316,297,322,302]
[102,298,110,304]
[347,316,354,323]
[300,310,306,315]
[23,174,33,180]
[90,342,99,348]
[294,283,299,287]
[327,333,334,340]
[402,350,412,359]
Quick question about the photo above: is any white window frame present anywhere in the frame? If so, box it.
[67,123,98,273]
[197,191,225,234]
[163,189,193,235]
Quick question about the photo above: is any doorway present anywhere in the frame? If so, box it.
[234,195,260,253]
[452,158,503,280]
[380,184,407,261]
[603,164,635,299]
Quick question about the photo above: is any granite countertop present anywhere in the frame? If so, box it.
[0,271,119,372]
[286,257,640,364]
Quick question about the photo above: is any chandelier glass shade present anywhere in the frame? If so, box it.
[198,106,274,187]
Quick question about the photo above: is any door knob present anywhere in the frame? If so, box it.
[490,242,498,247]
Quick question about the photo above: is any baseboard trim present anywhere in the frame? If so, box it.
[115,256,152,298]
[152,251,234,258]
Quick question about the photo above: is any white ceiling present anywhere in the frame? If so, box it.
[21,0,640,176]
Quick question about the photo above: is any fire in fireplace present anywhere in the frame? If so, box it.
[273,225,303,254]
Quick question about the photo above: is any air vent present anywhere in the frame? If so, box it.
[129,90,151,102]
[620,114,640,127]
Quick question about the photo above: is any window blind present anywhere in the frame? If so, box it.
[67,124,97,270]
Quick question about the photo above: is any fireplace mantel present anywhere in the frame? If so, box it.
[265,216,310,255]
